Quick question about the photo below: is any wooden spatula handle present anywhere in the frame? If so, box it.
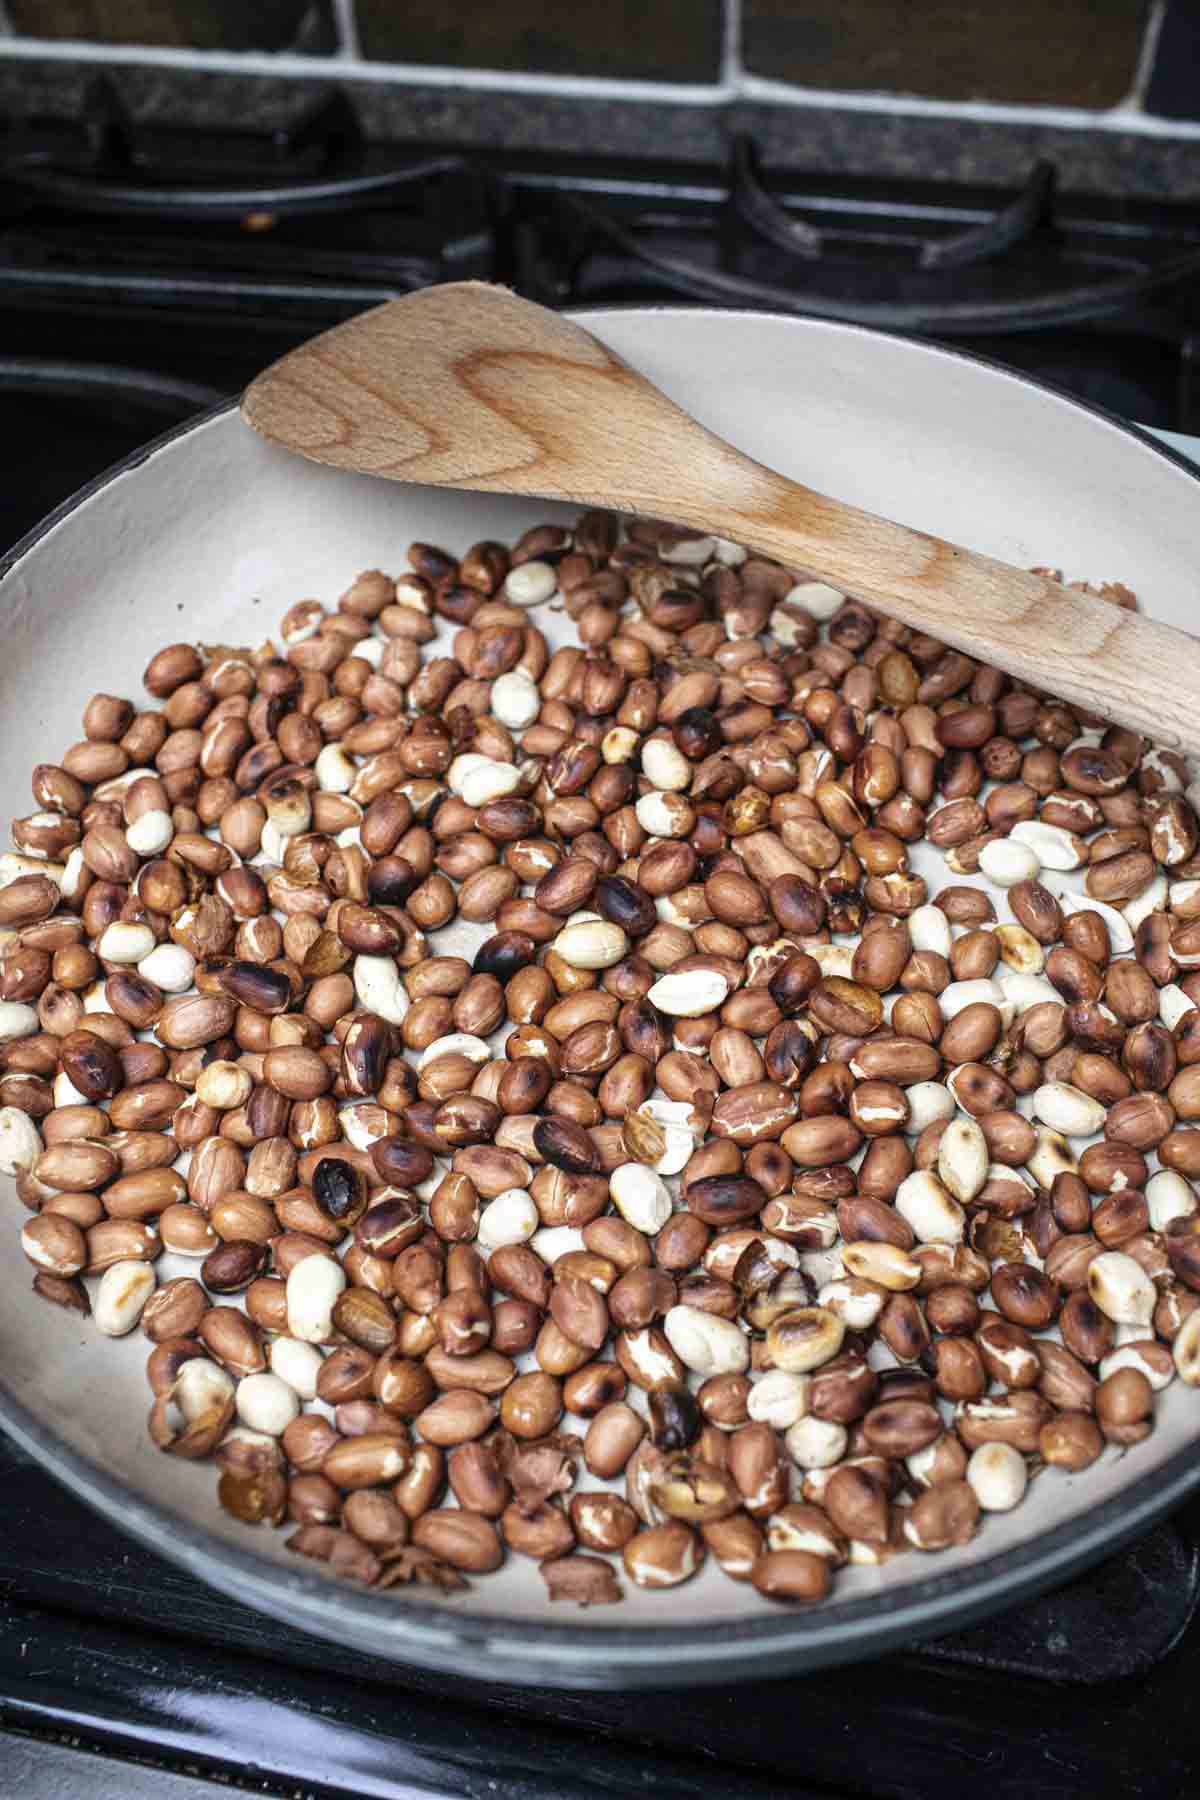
[244,283,1200,757]
[716,476,1200,759]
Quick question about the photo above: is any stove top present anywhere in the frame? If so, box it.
[3,76,1200,1800]
[0,75,1199,449]
[2,1427,1197,1800]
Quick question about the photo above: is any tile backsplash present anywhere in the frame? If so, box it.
[356,0,723,83]
[0,0,1175,111]
[742,0,1150,109]
[5,0,336,54]
[0,0,1198,200]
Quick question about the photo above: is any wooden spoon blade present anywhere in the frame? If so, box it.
[241,280,737,514]
[242,281,1200,760]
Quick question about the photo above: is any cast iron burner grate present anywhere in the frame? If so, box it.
[1,78,1200,427]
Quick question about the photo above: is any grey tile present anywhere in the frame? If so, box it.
[1145,0,1200,120]
[5,0,336,53]
[744,0,1150,109]
[356,0,722,83]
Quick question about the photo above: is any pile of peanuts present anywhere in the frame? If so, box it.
[2,508,1200,1613]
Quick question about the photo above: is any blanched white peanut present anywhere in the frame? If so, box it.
[1173,1309,1200,1385]
[236,1371,301,1436]
[664,1305,749,1376]
[906,1441,947,1489]
[285,1253,346,1343]
[632,1099,697,1175]
[966,1442,1027,1511]
[490,670,541,730]
[269,1336,324,1400]
[174,1357,234,1420]
[1088,1251,1156,1327]
[1160,984,1197,1030]
[352,954,408,1025]
[446,752,492,796]
[1146,1169,1197,1232]
[978,839,1040,887]
[662,533,715,566]
[994,970,1057,1016]
[641,738,691,792]
[59,846,87,903]
[530,1225,585,1264]
[477,1188,538,1253]
[1099,1343,1174,1391]
[503,560,557,606]
[937,1116,989,1204]
[97,920,156,964]
[895,1170,965,1244]
[137,942,195,993]
[840,1242,921,1291]
[609,1162,672,1235]
[994,923,1044,976]
[459,761,521,808]
[940,978,1006,1021]
[550,919,628,970]
[1057,888,1134,953]
[419,1034,491,1069]
[337,1103,390,1153]
[1009,819,1086,871]
[747,1369,810,1429]
[1033,1081,1107,1138]
[645,969,730,1017]
[125,810,173,857]
[0,1002,39,1043]
[785,1415,847,1469]
[1025,1126,1078,1188]
[0,852,61,886]
[908,904,952,958]
[601,725,639,764]
[818,1277,884,1329]
[257,820,287,867]
[194,1061,253,1111]
[1123,874,1167,931]
[905,1082,956,1133]
[94,1260,156,1336]
[785,579,844,620]
[1169,878,1200,915]
[53,1070,90,1108]
[0,1106,41,1174]
[635,791,690,838]
[314,743,356,792]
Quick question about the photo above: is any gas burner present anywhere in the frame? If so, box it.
[513,134,1200,338]
[1,78,475,221]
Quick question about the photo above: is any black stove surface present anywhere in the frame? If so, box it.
[2,1430,1198,1800]
[0,76,1199,451]
[3,80,1200,1800]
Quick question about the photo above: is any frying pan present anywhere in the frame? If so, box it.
[2,306,1200,1691]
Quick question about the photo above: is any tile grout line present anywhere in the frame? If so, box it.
[329,0,360,61]
[0,32,1199,142]
[720,0,743,87]
[1129,0,1168,108]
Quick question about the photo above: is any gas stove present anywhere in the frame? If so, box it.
[3,75,1200,1800]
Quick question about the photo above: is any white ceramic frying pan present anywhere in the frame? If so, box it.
[2,307,1200,1690]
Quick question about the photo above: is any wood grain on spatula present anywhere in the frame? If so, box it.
[242,280,1200,757]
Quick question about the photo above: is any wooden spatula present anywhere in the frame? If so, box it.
[242,280,1200,757]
